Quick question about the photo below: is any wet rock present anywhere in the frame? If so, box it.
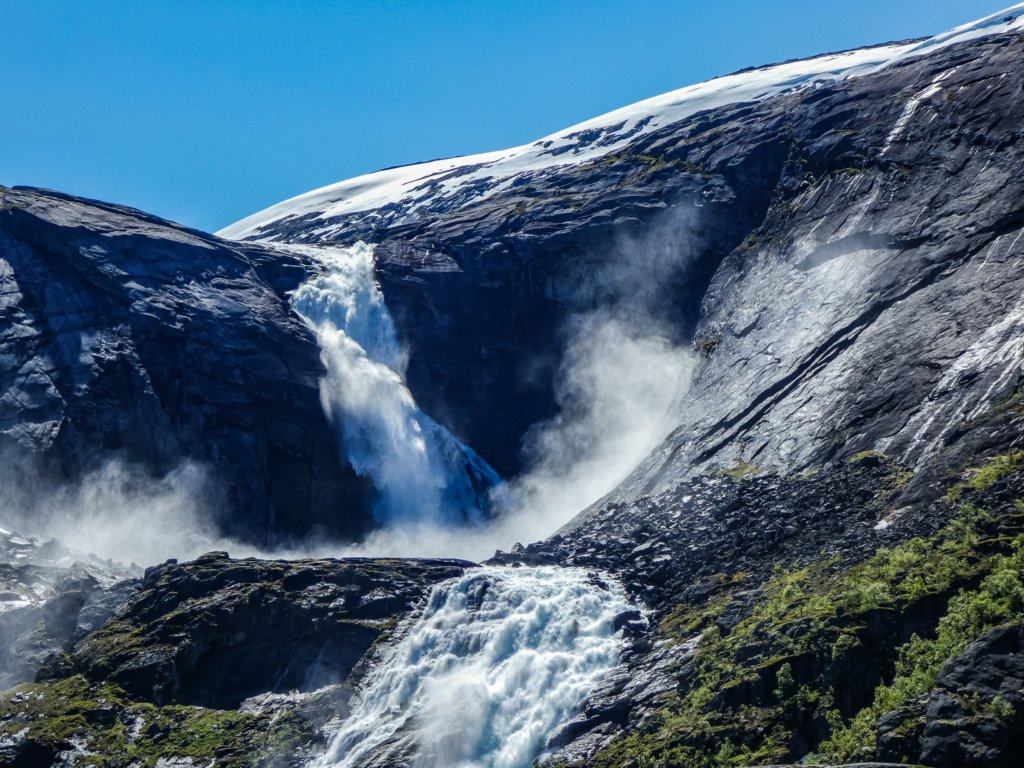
[65,554,471,708]
[611,609,643,633]
[0,527,136,688]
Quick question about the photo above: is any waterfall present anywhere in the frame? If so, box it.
[312,566,633,768]
[289,242,500,525]
[290,247,634,768]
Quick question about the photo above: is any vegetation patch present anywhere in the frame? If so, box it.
[820,535,1024,761]
[0,674,324,767]
[947,449,1024,502]
[580,459,1024,768]
[720,461,770,480]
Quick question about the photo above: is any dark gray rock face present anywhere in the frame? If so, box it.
[0,552,471,768]
[62,552,469,708]
[0,187,370,543]
[490,457,933,608]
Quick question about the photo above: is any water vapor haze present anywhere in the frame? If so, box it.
[0,207,704,567]
[0,455,228,568]
[340,206,703,560]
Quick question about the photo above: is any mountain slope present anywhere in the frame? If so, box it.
[220,6,1024,500]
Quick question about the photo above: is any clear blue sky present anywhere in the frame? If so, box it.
[1,0,1009,232]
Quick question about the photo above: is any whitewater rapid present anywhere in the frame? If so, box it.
[289,242,499,525]
[312,566,634,768]
[290,247,635,765]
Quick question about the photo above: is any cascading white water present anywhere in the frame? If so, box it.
[289,243,499,525]
[289,246,637,765]
[312,566,634,768]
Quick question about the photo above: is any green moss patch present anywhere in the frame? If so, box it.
[948,450,1024,502]
[0,675,321,767]
[580,474,1024,768]
[720,462,771,480]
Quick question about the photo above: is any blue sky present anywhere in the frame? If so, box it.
[2,0,1009,232]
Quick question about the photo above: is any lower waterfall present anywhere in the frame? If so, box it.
[311,566,634,768]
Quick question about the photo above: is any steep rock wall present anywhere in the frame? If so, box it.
[230,29,1024,501]
[0,188,370,543]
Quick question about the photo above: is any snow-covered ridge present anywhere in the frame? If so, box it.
[219,5,1024,241]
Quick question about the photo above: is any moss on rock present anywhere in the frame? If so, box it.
[580,465,1024,768]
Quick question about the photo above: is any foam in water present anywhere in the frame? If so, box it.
[311,566,633,768]
[289,243,499,525]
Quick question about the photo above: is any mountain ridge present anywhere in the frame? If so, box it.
[218,4,1024,242]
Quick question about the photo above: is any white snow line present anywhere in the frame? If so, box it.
[219,6,1024,241]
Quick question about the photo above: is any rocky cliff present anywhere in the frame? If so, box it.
[2,5,1024,768]
[0,553,469,766]
[223,12,1024,505]
[0,187,372,543]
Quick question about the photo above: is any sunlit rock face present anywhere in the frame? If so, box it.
[0,188,370,543]
[619,33,1024,506]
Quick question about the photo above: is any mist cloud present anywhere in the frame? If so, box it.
[0,205,705,567]
[337,205,704,560]
[0,455,232,567]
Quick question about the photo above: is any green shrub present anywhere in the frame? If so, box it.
[819,536,1024,761]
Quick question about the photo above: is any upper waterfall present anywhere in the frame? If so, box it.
[311,565,635,768]
[289,242,500,525]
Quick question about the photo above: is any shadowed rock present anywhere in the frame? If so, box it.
[0,187,371,543]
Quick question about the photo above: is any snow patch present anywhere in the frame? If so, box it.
[219,5,1024,242]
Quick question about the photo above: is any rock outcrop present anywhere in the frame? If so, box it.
[877,622,1024,766]
[63,553,468,708]
[0,554,469,767]
[0,187,371,543]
